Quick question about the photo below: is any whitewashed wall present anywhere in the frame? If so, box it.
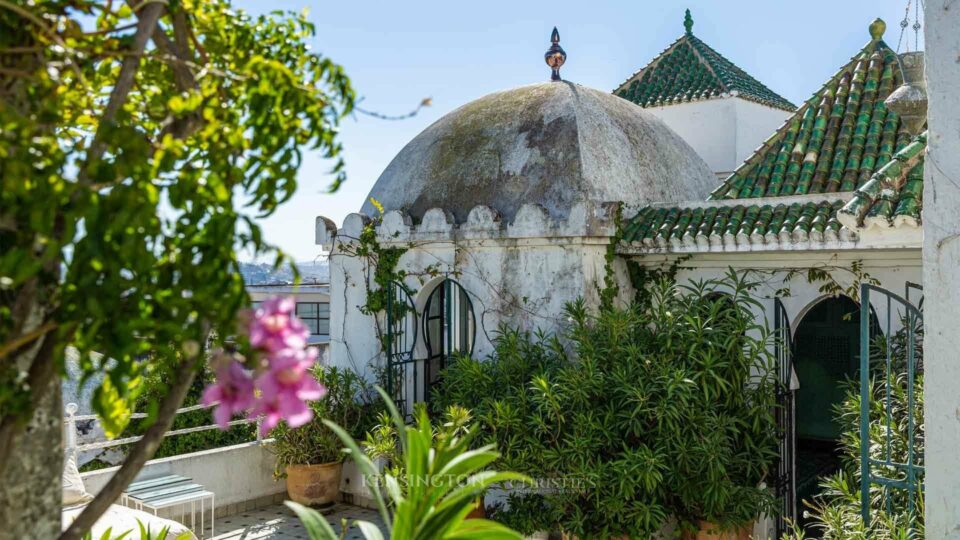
[923,1,960,534]
[630,249,922,334]
[323,202,622,382]
[643,97,792,178]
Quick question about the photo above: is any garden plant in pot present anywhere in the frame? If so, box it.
[271,365,378,507]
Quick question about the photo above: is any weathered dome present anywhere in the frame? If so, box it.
[361,81,716,222]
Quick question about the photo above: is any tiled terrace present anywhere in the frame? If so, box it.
[211,503,387,540]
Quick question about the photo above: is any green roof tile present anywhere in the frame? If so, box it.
[622,198,857,250]
[709,20,918,201]
[837,131,926,229]
[614,11,795,111]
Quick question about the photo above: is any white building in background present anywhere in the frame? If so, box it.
[316,13,928,537]
[614,10,795,178]
[247,283,331,363]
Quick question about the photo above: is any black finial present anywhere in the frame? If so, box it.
[544,27,566,81]
[684,9,693,35]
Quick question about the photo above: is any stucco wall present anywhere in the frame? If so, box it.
[634,249,922,335]
[81,442,286,517]
[923,1,960,535]
[644,97,792,178]
[325,203,621,384]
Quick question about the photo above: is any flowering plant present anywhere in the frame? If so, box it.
[202,296,325,435]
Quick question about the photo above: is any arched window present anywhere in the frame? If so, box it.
[422,279,475,397]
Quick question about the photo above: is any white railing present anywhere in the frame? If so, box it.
[65,402,262,455]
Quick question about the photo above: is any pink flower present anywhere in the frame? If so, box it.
[250,347,325,435]
[203,295,326,435]
[202,358,256,428]
[249,296,309,353]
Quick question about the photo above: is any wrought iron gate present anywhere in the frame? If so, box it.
[859,283,923,527]
[774,298,796,536]
[384,281,418,413]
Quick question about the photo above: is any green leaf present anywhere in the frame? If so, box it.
[285,501,339,540]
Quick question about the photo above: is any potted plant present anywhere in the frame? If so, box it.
[271,365,378,507]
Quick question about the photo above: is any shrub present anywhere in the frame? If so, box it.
[435,271,781,537]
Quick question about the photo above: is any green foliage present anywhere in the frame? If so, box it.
[784,321,924,539]
[362,403,473,485]
[271,366,381,473]
[486,493,554,536]
[128,364,255,459]
[434,271,781,537]
[287,387,530,540]
[0,0,353,432]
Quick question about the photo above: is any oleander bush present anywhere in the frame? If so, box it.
[434,271,781,537]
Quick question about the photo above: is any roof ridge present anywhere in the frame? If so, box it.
[614,24,794,111]
[708,31,906,201]
[613,35,687,93]
[682,35,730,93]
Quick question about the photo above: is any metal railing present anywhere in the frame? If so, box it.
[65,402,262,456]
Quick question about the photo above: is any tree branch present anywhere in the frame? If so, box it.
[80,0,165,183]
[0,320,57,362]
[58,330,208,540]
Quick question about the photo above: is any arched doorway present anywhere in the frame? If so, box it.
[792,295,878,534]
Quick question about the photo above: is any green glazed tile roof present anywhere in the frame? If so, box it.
[709,19,917,201]
[621,197,854,251]
[837,131,925,229]
[614,10,795,111]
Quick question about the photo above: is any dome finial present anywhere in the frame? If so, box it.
[544,27,567,81]
[870,18,886,41]
[684,9,693,35]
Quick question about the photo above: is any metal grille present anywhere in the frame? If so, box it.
[384,281,418,414]
[774,298,796,537]
[860,283,924,529]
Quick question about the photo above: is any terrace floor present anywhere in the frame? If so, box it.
[211,503,387,540]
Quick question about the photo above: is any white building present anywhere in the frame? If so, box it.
[317,14,926,536]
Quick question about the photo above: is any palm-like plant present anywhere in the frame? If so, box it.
[287,387,530,540]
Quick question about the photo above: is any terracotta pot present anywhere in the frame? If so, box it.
[465,496,485,519]
[681,520,752,540]
[285,462,342,507]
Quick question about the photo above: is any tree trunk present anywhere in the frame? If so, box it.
[0,362,62,540]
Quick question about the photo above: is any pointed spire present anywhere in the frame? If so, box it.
[684,9,694,35]
[544,27,567,81]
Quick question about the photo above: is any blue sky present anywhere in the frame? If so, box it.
[233,0,920,261]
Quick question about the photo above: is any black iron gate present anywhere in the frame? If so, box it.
[384,280,418,414]
[774,297,796,536]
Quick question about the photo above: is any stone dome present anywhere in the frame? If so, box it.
[361,81,716,223]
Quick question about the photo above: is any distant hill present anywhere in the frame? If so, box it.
[240,260,329,285]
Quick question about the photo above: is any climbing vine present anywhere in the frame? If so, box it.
[598,203,623,311]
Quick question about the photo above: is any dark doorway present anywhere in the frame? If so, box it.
[422,279,476,402]
[792,295,877,535]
